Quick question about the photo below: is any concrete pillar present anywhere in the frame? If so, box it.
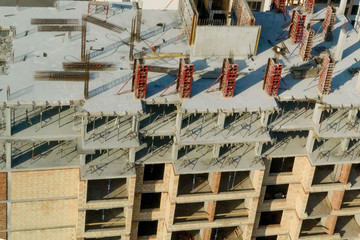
[131,115,138,132]
[263,0,272,11]
[205,201,216,222]
[5,142,11,170]
[5,108,10,136]
[338,164,352,184]
[217,112,226,129]
[305,130,316,153]
[202,228,212,240]
[339,138,350,153]
[335,23,348,61]
[254,142,263,156]
[260,111,270,127]
[175,112,183,139]
[312,103,323,128]
[129,147,136,163]
[356,71,360,94]
[338,0,347,15]
[209,172,221,194]
[324,215,338,235]
[329,190,345,210]
[171,142,178,161]
[212,144,221,158]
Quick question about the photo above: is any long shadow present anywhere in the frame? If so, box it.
[233,64,266,96]
[331,61,360,92]
[88,72,131,98]
[146,74,176,98]
[342,37,360,60]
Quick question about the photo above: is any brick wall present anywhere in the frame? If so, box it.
[11,199,78,229]
[0,203,6,232]
[11,227,76,240]
[0,173,6,201]
[11,169,79,200]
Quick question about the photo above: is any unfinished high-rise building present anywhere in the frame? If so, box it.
[0,0,360,240]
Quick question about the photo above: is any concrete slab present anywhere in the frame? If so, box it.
[262,132,308,157]
[81,149,135,179]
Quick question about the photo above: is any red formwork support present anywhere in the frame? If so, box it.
[176,59,194,99]
[304,0,316,13]
[274,0,286,13]
[263,58,283,96]
[219,58,238,98]
[288,10,306,44]
[318,55,335,94]
[322,6,336,41]
[299,25,315,61]
[132,60,148,100]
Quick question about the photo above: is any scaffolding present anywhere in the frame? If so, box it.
[263,58,283,96]
[288,10,306,44]
[318,55,335,94]
[322,6,336,41]
[299,25,315,61]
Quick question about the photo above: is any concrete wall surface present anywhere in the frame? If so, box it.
[193,26,261,57]
[139,0,179,10]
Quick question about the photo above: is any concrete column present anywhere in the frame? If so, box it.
[129,147,136,163]
[217,112,226,129]
[209,172,221,194]
[212,144,221,158]
[335,23,348,61]
[312,103,323,128]
[305,130,316,153]
[338,0,347,15]
[171,142,178,161]
[205,201,216,222]
[339,138,350,153]
[226,0,234,26]
[201,228,212,240]
[175,112,182,139]
[5,108,11,136]
[79,154,86,165]
[356,72,360,94]
[254,142,263,156]
[324,215,338,235]
[348,108,358,123]
[131,115,139,132]
[260,111,270,127]
[337,163,352,184]
[5,142,11,170]
[330,190,345,210]
[263,0,272,11]
[81,116,88,141]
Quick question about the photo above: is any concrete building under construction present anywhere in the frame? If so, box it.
[0,0,360,239]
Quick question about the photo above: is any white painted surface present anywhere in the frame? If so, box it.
[138,0,179,10]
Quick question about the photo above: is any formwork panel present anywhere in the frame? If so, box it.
[263,58,283,96]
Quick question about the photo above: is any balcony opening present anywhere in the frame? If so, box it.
[312,165,339,185]
[269,157,294,174]
[341,189,360,208]
[219,171,254,192]
[136,137,173,163]
[140,193,161,210]
[300,218,328,237]
[210,227,244,240]
[174,202,208,223]
[143,164,165,181]
[259,211,283,226]
[87,178,127,201]
[256,237,277,240]
[215,199,248,220]
[171,230,200,240]
[139,104,176,135]
[85,208,125,231]
[264,184,289,200]
[335,216,360,239]
[138,220,158,237]
[305,192,331,217]
[177,173,212,195]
